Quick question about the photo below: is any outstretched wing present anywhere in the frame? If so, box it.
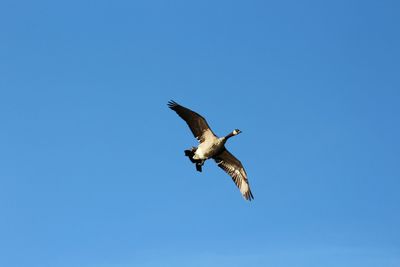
[213,149,254,201]
[168,100,216,142]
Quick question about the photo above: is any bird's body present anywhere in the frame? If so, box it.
[193,136,224,160]
[167,100,254,201]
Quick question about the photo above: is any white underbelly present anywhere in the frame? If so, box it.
[194,146,208,159]
[194,139,222,160]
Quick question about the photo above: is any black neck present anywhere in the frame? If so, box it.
[224,132,235,140]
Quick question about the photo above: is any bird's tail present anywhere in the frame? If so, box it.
[184,149,197,163]
[184,148,203,172]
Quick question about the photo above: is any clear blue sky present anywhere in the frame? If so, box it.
[1,1,399,266]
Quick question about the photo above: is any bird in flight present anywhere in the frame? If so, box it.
[168,100,254,201]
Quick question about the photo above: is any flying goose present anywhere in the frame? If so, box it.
[168,100,254,201]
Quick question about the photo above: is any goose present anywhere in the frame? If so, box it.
[168,100,254,201]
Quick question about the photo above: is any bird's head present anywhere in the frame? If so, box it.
[232,129,242,135]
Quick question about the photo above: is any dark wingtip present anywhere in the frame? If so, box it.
[246,190,254,201]
[167,100,179,109]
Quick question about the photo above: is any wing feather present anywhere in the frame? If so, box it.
[168,100,216,142]
[214,149,254,201]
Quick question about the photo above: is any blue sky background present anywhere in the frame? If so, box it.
[1,1,399,266]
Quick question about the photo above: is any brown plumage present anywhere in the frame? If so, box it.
[214,150,254,200]
[167,100,216,143]
[168,100,254,201]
